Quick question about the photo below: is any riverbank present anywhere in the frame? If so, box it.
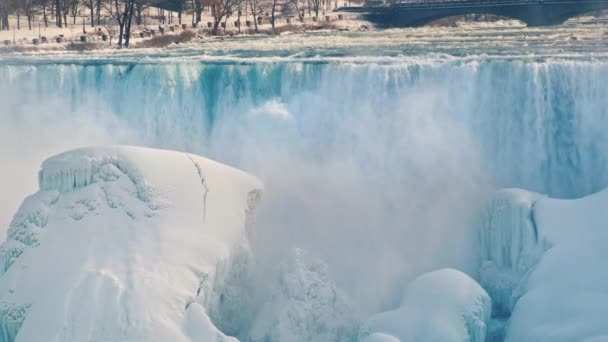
[0,12,370,52]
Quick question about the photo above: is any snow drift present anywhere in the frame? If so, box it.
[479,188,608,341]
[359,268,492,342]
[0,146,263,342]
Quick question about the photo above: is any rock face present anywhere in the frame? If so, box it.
[0,146,262,342]
[359,268,492,342]
[248,248,357,342]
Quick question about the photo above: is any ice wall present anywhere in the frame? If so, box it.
[478,189,546,317]
[0,146,263,342]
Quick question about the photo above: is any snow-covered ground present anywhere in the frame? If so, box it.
[0,146,262,341]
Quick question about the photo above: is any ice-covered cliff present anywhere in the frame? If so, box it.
[359,268,492,342]
[248,248,357,342]
[478,189,546,317]
[479,188,608,341]
[0,146,263,342]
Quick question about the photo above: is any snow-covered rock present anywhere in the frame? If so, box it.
[503,188,608,341]
[478,189,546,317]
[359,268,491,342]
[248,248,357,342]
[0,146,263,342]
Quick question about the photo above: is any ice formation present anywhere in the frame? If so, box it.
[477,189,546,317]
[0,146,263,342]
[359,268,491,342]
[248,248,357,342]
[493,188,608,341]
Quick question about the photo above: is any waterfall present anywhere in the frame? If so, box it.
[2,59,608,315]
[2,60,607,197]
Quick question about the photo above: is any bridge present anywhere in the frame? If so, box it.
[337,0,608,27]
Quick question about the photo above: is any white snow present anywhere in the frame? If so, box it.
[248,248,357,342]
[0,146,262,342]
[503,188,608,341]
[359,268,491,342]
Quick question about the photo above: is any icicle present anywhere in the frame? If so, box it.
[0,302,30,342]
[478,189,545,317]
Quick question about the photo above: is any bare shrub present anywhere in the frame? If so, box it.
[66,42,104,51]
[135,30,197,48]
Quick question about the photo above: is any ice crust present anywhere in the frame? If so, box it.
[0,146,263,342]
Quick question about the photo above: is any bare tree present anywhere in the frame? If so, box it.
[270,0,292,33]
[55,0,62,26]
[108,0,135,47]
[0,4,9,30]
[210,0,233,34]
[134,0,148,24]
[95,0,100,23]
[193,0,201,23]
[41,0,48,26]
[247,0,264,33]
[23,0,39,29]
[292,0,305,21]
[311,0,319,17]
[60,0,70,26]
[68,0,79,24]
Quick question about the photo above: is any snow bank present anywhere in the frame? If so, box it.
[478,189,545,317]
[0,146,262,342]
[359,268,491,342]
[504,188,608,341]
[248,248,357,342]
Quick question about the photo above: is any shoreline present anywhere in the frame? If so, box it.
[0,13,371,52]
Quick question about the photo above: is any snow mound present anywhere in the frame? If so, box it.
[0,146,263,342]
[359,268,491,342]
[248,248,357,342]
[478,189,546,317]
[504,188,608,341]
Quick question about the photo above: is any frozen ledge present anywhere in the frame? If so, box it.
[38,146,165,208]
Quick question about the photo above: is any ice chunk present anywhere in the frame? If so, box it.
[248,248,357,342]
[359,268,491,342]
[0,146,263,342]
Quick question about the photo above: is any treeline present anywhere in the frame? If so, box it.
[0,0,339,46]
